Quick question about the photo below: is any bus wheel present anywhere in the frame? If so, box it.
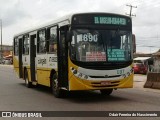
[24,70,32,88]
[51,74,64,98]
[100,89,113,95]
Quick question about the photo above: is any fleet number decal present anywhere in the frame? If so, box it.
[117,69,124,75]
[77,33,98,42]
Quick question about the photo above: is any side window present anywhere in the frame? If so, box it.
[23,35,29,55]
[49,27,57,53]
[37,29,46,53]
[14,38,19,56]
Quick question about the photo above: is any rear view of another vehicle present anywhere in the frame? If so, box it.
[133,63,147,74]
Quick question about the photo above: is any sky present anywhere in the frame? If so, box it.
[0,0,160,53]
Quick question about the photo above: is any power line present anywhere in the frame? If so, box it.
[126,4,137,17]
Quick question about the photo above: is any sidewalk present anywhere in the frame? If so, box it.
[134,74,160,93]
[134,74,147,88]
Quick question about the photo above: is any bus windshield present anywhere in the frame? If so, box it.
[70,29,132,62]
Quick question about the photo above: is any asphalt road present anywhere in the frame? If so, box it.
[0,65,160,120]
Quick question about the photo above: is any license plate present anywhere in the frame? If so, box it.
[101,81,111,85]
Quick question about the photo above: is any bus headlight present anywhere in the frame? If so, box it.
[71,67,89,80]
[73,69,77,74]
[122,74,126,78]
[127,72,130,76]
[71,67,77,74]
[84,75,88,79]
[78,73,82,78]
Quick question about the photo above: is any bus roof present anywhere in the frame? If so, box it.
[14,12,131,37]
[14,14,73,37]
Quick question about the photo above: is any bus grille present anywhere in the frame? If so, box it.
[89,75,121,78]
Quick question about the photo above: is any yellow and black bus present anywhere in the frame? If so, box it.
[13,12,133,97]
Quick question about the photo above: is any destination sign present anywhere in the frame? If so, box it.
[94,17,126,25]
[72,14,131,26]
[107,49,126,61]
[86,52,106,61]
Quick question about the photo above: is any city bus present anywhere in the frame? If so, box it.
[13,12,134,98]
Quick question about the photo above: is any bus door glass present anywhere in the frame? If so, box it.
[18,37,23,78]
[30,34,37,82]
[58,26,69,87]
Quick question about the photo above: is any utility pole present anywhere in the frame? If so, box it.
[126,4,137,17]
[0,19,2,61]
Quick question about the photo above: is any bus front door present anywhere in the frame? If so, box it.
[18,37,23,78]
[58,26,68,88]
[30,34,37,82]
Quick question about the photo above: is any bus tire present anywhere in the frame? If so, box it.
[51,74,64,98]
[24,69,32,88]
[100,89,113,95]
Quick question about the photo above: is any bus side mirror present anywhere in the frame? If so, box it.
[66,31,72,42]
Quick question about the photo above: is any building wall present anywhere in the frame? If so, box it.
[0,45,13,59]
